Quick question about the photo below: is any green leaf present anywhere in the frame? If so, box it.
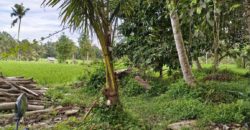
[196,7,202,14]
[191,0,198,5]
[230,4,241,11]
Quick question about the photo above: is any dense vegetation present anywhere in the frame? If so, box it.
[1,0,250,129]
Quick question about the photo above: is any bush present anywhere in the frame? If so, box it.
[146,79,168,97]
[198,82,247,103]
[165,80,248,104]
[121,76,146,97]
[201,100,250,124]
[86,65,105,94]
[244,72,250,78]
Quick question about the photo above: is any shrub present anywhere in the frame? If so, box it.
[198,82,247,103]
[121,76,146,97]
[165,80,248,104]
[86,66,105,94]
[244,72,250,78]
[146,79,168,97]
[201,100,250,124]
[203,69,242,82]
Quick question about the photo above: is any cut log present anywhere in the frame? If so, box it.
[65,107,80,116]
[0,97,14,102]
[15,85,39,96]
[28,105,45,111]
[1,78,38,96]
[0,91,20,97]
[0,108,53,119]
[168,120,197,130]
[0,102,15,110]
[0,102,44,111]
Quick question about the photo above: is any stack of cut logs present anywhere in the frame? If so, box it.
[0,76,82,127]
[0,76,47,112]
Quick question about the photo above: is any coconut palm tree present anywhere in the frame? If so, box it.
[11,3,30,60]
[43,0,131,106]
[11,3,30,41]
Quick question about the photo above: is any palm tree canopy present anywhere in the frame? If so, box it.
[42,0,132,32]
[11,3,30,27]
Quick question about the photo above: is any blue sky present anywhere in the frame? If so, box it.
[0,0,99,46]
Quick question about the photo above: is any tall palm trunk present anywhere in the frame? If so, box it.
[170,11,196,86]
[102,35,119,106]
[18,18,21,41]
[93,22,119,106]
[212,0,220,71]
[89,19,119,106]
[17,18,22,60]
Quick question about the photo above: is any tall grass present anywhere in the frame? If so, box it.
[0,61,85,85]
[202,64,248,75]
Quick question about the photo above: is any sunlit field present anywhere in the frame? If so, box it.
[0,60,85,85]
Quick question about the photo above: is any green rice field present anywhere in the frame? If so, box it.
[0,61,85,85]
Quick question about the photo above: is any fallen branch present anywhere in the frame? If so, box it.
[83,100,98,121]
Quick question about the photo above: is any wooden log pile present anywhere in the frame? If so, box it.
[0,76,82,127]
[0,76,47,112]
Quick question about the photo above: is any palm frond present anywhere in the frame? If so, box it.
[110,0,124,22]
[11,18,18,27]
[24,8,30,13]
[43,0,95,33]
[10,12,17,17]
[11,7,18,17]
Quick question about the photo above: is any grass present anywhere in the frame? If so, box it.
[46,63,250,129]
[2,60,250,129]
[0,60,85,85]
[202,63,248,75]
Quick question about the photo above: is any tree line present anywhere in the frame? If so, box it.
[0,31,102,62]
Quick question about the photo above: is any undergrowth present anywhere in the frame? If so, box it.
[46,65,250,129]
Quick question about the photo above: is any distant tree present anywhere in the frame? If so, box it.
[92,45,103,59]
[0,31,18,59]
[43,41,57,58]
[19,39,39,61]
[31,39,43,61]
[78,34,95,61]
[56,34,74,63]
[10,3,30,60]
